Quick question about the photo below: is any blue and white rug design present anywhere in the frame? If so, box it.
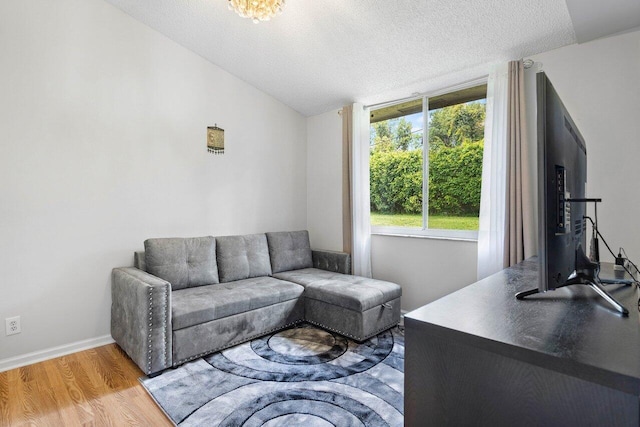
[141,324,404,426]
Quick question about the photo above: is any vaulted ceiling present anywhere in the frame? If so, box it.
[103,0,640,116]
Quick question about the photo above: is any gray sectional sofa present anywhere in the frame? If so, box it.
[111,230,401,375]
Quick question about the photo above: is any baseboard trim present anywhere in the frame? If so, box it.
[0,335,115,373]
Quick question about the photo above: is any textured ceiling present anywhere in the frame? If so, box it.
[103,0,578,116]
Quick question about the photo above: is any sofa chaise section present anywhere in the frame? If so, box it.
[272,268,401,341]
[266,231,402,341]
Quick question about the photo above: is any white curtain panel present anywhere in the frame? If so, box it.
[351,103,372,278]
[477,63,509,280]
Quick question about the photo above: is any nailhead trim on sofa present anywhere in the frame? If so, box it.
[145,284,171,374]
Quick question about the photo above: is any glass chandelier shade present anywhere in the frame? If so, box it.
[228,0,286,23]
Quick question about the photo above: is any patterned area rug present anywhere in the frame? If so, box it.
[141,324,404,426]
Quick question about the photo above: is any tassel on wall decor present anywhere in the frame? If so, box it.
[207,124,224,155]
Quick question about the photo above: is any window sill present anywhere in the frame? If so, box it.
[371,227,478,242]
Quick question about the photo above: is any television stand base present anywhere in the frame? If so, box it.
[516,276,629,316]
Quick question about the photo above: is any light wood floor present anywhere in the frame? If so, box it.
[0,344,172,426]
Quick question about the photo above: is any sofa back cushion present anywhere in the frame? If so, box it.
[266,230,313,273]
[144,236,219,290]
[216,234,272,282]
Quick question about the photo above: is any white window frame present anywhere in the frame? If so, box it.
[370,77,488,241]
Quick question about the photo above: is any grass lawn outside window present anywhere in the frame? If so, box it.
[371,212,479,231]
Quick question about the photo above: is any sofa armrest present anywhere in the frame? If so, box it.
[312,250,351,274]
[111,267,172,375]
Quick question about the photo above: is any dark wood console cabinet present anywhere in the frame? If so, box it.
[404,258,640,426]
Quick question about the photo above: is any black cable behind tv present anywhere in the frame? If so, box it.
[517,199,629,315]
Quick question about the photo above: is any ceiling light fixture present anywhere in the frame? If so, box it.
[227,0,286,23]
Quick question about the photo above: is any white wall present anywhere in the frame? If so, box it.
[306,110,343,251]
[371,236,478,312]
[0,0,307,363]
[525,29,640,264]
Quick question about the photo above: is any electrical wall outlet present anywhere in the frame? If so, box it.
[6,316,21,336]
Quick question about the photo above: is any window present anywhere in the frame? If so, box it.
[369,82,487,239]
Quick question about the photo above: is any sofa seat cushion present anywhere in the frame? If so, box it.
[273,268,401,312]
[171,277,304,330]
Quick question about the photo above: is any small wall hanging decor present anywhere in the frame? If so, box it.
[207,124,224,155]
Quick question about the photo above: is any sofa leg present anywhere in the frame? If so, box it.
[146,370,163,378]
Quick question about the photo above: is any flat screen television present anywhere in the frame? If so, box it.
[537,71,588,291]
[515,72,628,315]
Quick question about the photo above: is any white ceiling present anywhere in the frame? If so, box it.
[101,0,636,117]
[565,0,640,43]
